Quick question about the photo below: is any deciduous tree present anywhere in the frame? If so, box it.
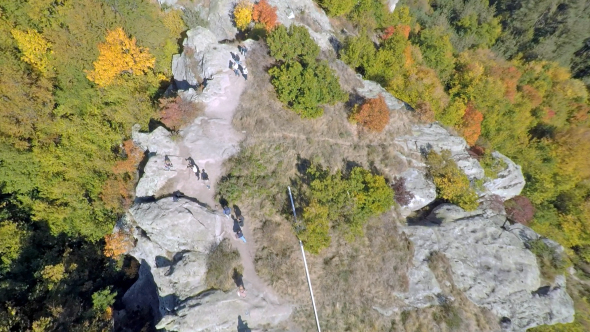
[460,103,483,146]
[350,95,390,132]
[10,29,52,74]
[86,27,155,87]
[252,0,277,31]
[233,0,253,31]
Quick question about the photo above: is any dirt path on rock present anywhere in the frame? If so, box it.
[165,57,288,309]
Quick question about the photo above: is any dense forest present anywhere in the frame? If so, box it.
[0,0,184,330]
[1,0,589,331]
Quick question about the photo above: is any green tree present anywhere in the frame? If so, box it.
[426,150,479,211]
[267,24,320,65]
[92,287,117,313]
[416,27,456,81]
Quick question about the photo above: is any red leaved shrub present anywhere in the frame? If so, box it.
[351,95,390,132]
[392,177,415,206]
[158,96,202,130]
[252,0,278,31]
[505,195,535,225]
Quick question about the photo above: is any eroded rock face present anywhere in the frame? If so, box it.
[484,152,526,201]
[133,126,179,197]
[398,204,575,331]
[398,168,437,213]
[396,123,485,180]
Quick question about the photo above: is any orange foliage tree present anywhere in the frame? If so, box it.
[103,231,133,258]
[351,95,390,132]
[382,24,411,40]
[114,140,144,174]
[460,103,483,146]
[252,0,278,31]
[86,27,155,87]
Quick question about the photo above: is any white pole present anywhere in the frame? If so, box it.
[288,186,321,332]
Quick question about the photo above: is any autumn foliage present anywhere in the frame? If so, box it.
[252,0,278,31]
[505,196,535,225]
[114,140,144,174]
[103,231,133,258]
[382,24,411,40]
[158,96,202,130]
[86,27,155,87]
[233,0,253,31]
[460,103,483,146]
[10,29,52,74]
[351,95,390,132]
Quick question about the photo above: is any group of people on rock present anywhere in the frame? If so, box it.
[230,44,248,80]
[222,204,247,243]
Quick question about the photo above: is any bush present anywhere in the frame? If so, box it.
[269,61,347,118]
[392,177,414,206]
[414,101,435,123]
[252,0,277,31]
[92,287,117,314]
[426,150,479,211]
[206,239,243,291]
[529,239,567,282]
[267,25,320,65]
[350,95,390,132]
[317,0,356,17]
[158,96,202,130]
[298,164,394,252]
[505,195,535,225]
[233,0,253,31]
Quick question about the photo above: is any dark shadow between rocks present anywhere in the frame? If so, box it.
[237,315,251,332]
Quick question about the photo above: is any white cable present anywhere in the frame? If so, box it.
[288,186,321,332]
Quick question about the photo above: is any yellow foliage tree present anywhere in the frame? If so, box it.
[86,27,155,87]
[234,0,253,31]
[10,29,52,74]
[103,231,133,258]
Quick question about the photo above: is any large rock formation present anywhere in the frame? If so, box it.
[119,1,574,331]
[397,204,574,331]
[123,198,291,331]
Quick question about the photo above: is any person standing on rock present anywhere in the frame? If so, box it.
[192,164,200,180]
[239,45,247,57]
[164,155,173,171]
[201,169,210,189]
[235,228,246,243]
[231,61,240,76]
[223,206,231,219]
[241,66,248,81]
[237,285,247,298]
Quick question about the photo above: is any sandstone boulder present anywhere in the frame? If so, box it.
[483,151,526,200]
[398,204,574,331]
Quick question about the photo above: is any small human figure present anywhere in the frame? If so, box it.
[235,229,247,243]
[172,190,184,202]
[237,285,247,298]
[239,45,248,57]
[223,206,231,219]
[192,164,200,180]
[164,155,173,171]
[237,215,245,228]
[186,157,195,168]
[242,66,248,81]
[201,169,210,189]
[231,62,239,76]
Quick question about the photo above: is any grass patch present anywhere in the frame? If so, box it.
[479,151,506,180]
[529,239,568,283]
[205,239,243,292]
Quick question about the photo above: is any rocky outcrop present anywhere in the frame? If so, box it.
[484,152,526,201]
[396,123,485,180]
[123,198,291,331]
[397,204,575,331]
[133,126,179,197]
[398,168,437,212]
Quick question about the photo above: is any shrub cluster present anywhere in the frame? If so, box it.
[425,150,479,211]
[267,25,347,118]
[297,164,394,253]
[505,195,535,225]
[350,94,390,132]
[205,239,243,291]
